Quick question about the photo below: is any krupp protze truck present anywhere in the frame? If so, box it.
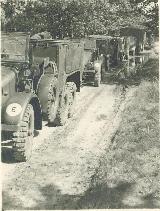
[1,32,84,162]
[82,36,106,87]
[1,27,148,162]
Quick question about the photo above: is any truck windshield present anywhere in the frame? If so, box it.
[1,32,27,61]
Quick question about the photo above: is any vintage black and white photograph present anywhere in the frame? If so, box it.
[1,0,159,209]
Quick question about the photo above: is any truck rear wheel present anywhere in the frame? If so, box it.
[67,82,77,118]
[54,86,69,126]
[12,104,34,162]
[47,78,59,123]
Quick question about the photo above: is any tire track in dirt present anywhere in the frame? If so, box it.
[2,84,123,209]
[2,86,102,179]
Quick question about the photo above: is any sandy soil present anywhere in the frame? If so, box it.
[2,83,127,209]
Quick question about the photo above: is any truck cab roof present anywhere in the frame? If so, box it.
[89,35,113,40]
[30,38,82,46]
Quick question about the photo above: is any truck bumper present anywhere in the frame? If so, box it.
[1,123,19,132]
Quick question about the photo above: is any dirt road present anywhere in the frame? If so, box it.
[2,84,125,209]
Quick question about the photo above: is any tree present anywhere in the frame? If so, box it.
[130,0,159,35]
[2,0,158,37]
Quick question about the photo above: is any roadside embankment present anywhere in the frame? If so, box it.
[77,57,159,209]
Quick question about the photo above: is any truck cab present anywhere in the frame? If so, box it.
[1,32,42,162]
[82,36,106,87]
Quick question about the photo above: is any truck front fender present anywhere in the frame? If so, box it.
[2,92,42,130]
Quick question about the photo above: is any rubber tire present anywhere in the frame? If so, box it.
[54,85,69,126]
[47,78,59,123]
[67,82,77,118]
[94,72,101,87]
[12,104,34,162]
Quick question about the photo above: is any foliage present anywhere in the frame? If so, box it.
[1,0,158,37]
[131,0,159,34]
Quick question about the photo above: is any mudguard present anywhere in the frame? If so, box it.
[2,92,42,130]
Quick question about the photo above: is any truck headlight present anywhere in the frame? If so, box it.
[6,103,22,116]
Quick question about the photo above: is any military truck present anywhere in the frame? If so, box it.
[96,35,124,69]
[82,37,106,87]
[29,37,84,124]
[88,35,127,72]
[1,32,84,162]
[120,27,146,55]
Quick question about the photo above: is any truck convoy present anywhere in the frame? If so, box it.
[1,28,147,162]
[1,32,84,161]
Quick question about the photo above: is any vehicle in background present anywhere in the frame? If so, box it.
[120,27,147,54]
[88,35,126,72]
[82,36,109,87]
[120,27,149,70]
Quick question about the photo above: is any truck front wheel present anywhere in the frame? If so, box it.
[12,104,34,162]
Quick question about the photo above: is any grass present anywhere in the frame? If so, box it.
[77,57,159,208]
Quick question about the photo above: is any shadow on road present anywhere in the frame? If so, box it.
[1,147,16,164]
[3,181,159,209]
[2,130,39,164]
